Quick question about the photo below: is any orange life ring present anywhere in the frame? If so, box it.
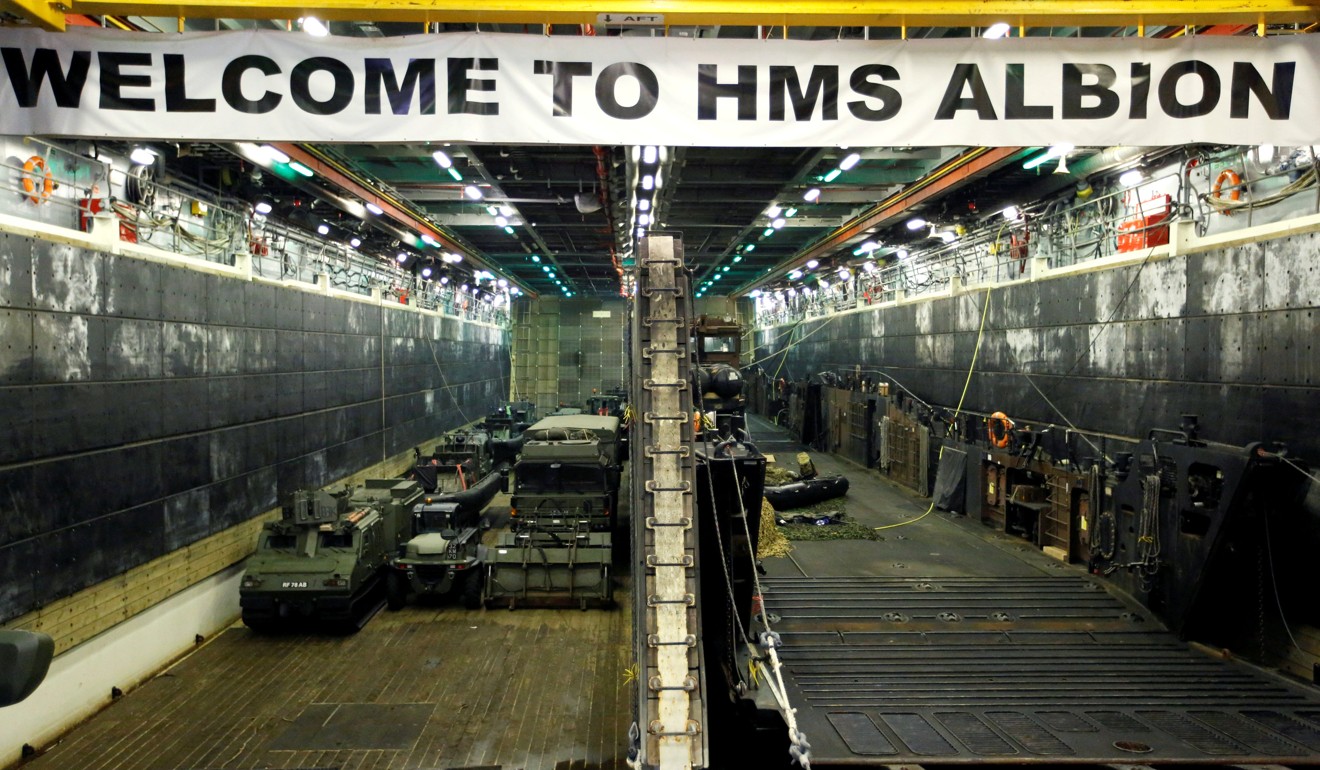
[1212,168,1242,202]
[21,155,54,204]
[987,411,1014,449]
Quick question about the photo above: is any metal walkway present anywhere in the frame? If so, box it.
[764,575,1320,765]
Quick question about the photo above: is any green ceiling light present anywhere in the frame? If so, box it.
[447,167,463,181]
[504,226,515,234]
[762,227,774,237]
[288,161,314,177]
[745,244,755,252]
[823,168,842,182]
[839,152,862,170]
[732,256,742,263]
[721,266,730,272]
[531,255,541,262]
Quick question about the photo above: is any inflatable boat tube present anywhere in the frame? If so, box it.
[763,474,850,511]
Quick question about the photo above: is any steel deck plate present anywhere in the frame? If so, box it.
[763,575,1320,765]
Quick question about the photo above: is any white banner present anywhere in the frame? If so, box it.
[0,27,1317,146]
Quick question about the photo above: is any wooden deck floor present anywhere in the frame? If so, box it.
[30,595,632,770]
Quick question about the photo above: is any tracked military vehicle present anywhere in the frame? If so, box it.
[483,415,622,608]
[239,479,422,630]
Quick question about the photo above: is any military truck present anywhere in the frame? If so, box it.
[483,415,623,608]
[386,499,486,609]
[239,479,422,631]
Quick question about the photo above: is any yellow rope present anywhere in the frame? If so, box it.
[875,286,992,531]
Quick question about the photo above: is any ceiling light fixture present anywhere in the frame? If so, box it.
[447,167,463,182]
[638,213,651,226]
[300,16,329,36]
[499,205,514,217]
[495,215,509,227]
[642,145,658,164]
[463,185,483,200]
[803,188,821,202]
[906,218,927,230]
[365,202,384,215]
[823,168,842,182]
[254,200,273,215]
[762,227,774,237]
[788,270,802,280]
[806,259,819,269]
[288,161,314,177]
[260,145,289,165]
[349,237,361,248]
[396,252,408,263]
[784,207,798,218]
[839,152,861,170]
[129,147,157,166]
[317,223,330,235]
[772,217,786,229]
[1119,169,1145,187]
[642,174,654,191]
[432,150,452,168]
[984,22,1011,38]
[862,261,877,273]
[1002,205,1021,221]
[638,199,651,212]
[421,234,439,247]
[766,203,783,218]
[420,265,433,278]
[1023,142,1074,170]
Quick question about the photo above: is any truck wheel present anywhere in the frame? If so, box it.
[386,571,408,610]
[461,569,483,609]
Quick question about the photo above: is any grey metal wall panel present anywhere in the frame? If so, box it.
[205,274,246,327]
[102,255,161,319]
[244,283,278,328]
[31,313,102,384]
[104,318,163,380]
[0,233,34,310]
[32,242,101,315]
[159,267,208,324]
[162,322,206,377]
[0,309,33,385]
[244,328,277,373]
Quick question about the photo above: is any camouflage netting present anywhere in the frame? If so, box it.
[757,498,793,558]
[764,465,798,486]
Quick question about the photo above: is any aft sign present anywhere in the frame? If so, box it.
[0,28,1314,146]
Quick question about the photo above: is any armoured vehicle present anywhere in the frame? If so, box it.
[239,479,422,630]
[483,415,623,608]
[386,499,487,609]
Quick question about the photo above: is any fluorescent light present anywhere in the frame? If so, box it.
[349,237,361,248]
[288,161,314,177]
[638,213,651,226]
[300,16,329,36]
[497,279,508,288]
[317,224,330,235]
[732,255,742,263]
[260,145,289,164]
[806,259,819,269]
[713,273,722,280]
[788,270,802,280]
[766,203,783,218]
[444,252,463,263]
[837,268,851,280]
[744,244,755,252]
[823,168,842,182]
[984,22,1011,39]
[642,145,658,164]
[531,255,541,263]
[365,202,384,216]
[819,279,830,289]
[499,205,514,217]
[460,284,469,292]
[130,147,157,166]
[637,227,646,237]
[464,185,483,200]
[447,167,463,182]
[772,217,786,229]
[784,207,798,218]
[1119,169,1144,187]
[906,218,927,230]
[839,152,861,170]
[396,252,408,262]
[862,261,876,273]
[803,188,821,202]
[638,199,651,212]
[432,150,452,168]
[1002,205,1021,221]
[420,266,432,278]
[440,276,450,285]
[421,234,439,247]
[495,215,508,227]
[254,201,272,215]
[642,175,654,191]
[749,289,762,298]
[504,226,515,234]
[721,266,730,272]
[542,266,551,273]
[763,228,774,237]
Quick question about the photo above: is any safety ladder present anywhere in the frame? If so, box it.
[630,235,706,770]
